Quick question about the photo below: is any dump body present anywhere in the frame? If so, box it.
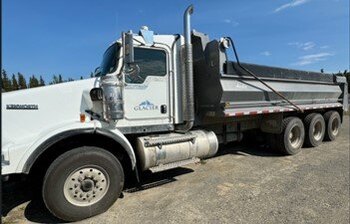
[191,31,345,121]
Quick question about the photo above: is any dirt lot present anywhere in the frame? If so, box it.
[2,116,349,224]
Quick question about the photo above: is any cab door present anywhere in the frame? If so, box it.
[123,46,170,124]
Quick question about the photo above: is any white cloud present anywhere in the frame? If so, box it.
[293,52,333,66]
[302,42,316,50]
[223,19,239,26]
[320,45,330,49]
[260,51,272,56]
[288,41,316,51]
[274,0,311,13]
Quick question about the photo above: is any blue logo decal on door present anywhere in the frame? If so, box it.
[134,100,159,111]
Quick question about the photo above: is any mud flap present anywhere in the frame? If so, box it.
[260,113,283,134]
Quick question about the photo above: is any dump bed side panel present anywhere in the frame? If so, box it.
[191,31,344,121]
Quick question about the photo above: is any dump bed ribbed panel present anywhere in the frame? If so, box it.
[225,62,335,83]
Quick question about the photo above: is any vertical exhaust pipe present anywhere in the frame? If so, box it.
[177,5,195,132]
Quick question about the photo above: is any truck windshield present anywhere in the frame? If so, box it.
[100,43,121,76]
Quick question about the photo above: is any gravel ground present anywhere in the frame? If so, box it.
[2,116,349,224]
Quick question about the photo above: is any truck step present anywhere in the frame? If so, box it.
[144,134,196,147]
[149,157,200,173]
[123,178,176,193]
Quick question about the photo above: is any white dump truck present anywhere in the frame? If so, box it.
[2,5,348,221]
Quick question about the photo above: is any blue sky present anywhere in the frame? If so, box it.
[2,0,349,82]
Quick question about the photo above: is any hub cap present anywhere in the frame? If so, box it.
[331,118,339,136]
[289,125,302,148]
[312,121,323,141]
[63,166,109,206]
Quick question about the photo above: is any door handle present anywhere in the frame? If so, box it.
[161,105,167,114]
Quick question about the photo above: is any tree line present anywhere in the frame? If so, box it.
[1,68,349,93]
[1,69,93,92]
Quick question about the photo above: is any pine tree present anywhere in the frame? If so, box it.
[18,73,27,89]
[29,76,33,88]
[39,76,45,86]
[50,75,59,85]
[58,74,63,83]
[12,74,19,90]
[68,78,74,82]
[1,69,12,92]
[29,75,39,88]
[343,70,350,93]
[80,76,83,80]
[90,72,94,78]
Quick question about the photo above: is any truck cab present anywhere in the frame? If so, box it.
[96,32,183,132]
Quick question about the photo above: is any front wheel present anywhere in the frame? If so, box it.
[42,146,124,221]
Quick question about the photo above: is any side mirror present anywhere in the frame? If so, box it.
[94,67,101,77]
[123,31,134,64]
[125,63,140,77]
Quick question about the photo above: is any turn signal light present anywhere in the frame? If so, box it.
[80,113,86,123]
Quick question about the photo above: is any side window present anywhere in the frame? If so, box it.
[125,48,167,84]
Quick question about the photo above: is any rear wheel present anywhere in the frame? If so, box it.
[275,117,305,155]
[42,146,124,221]
[323,111,341,141]
[304,113,325,147]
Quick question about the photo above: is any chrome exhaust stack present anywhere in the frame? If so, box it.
[177,5,195,132]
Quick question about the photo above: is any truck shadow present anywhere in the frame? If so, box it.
[1,176,64,223]
[216,135,283,158]
[1,138,282,223]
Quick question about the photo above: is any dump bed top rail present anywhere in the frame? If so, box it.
[225,62,336,84]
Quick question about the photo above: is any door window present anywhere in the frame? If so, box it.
[125,48,166,84]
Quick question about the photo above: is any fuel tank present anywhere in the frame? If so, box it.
[136,130,218,171]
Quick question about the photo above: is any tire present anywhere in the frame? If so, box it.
[42,146,124,221]
[323,111,341,141]
[275,117,305,155]
[304,113,325,147]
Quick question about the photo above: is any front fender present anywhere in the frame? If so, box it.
[18,121,136,174]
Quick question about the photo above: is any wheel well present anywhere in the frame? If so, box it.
[29,133,134,185]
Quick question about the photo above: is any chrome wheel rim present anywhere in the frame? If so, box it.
[289,125,302,148]
[331,118,339,136]
[63,166,109,207]
[313,121,323,141]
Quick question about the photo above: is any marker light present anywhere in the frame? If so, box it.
[80,114,86,123]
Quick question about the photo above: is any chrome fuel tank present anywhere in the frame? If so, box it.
[136,130,218,171]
